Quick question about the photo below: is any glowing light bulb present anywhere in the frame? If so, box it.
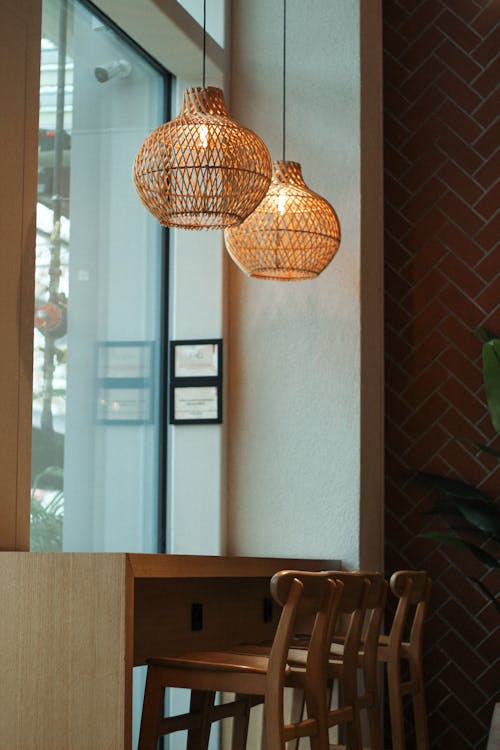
[199,124,209,148]
[277,193,287,215]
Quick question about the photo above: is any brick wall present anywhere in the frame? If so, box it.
[383,1,499,747]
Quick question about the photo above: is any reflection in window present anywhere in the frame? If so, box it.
[32,0,169,554]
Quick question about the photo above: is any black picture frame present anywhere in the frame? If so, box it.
[169,339,222,425]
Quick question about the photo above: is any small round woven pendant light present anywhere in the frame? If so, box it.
[133,0,271,230]
[133,86,272,229]
[224,0,341,279]
[224,160,340,280]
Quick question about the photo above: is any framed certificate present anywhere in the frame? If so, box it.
[171,385,221,424]
[171,339,221,379]
[169,339,223,425]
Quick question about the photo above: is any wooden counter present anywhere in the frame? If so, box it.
[0,553,339,750]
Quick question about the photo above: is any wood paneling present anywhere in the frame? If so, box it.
[0,0,41,550]
[0,552,339,750]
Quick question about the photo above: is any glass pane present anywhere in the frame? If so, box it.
[31,0,167,554]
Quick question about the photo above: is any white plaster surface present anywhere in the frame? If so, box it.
[227,0,362,569]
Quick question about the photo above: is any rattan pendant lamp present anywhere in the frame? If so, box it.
[224,0,341,279]
[133,1,272,229]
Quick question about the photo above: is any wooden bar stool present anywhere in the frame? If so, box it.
[286,571,386,750]
[138,570,344,750]
[378,570,432,750]
[228,572,372,750]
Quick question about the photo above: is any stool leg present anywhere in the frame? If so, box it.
[410,659,429,750]
[186,690,216,750]
[387,660,405,750]
[231,694,253,750]
[139,667,166,750]
[364,662,383,750]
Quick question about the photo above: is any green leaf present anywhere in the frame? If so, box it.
[417,472,490,501]
[465,440,500,459]
[473,327,497,343]
[420,532,500,569]
[483,339,500,434]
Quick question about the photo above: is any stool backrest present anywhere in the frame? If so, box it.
[388,570,432,655]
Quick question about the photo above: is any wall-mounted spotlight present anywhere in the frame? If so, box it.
[94,59,131,83]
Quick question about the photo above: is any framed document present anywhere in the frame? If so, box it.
[169,339,223,425]
[171,339,221,379]
[171,385,221,424]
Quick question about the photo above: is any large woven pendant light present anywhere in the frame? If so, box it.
[133,3,271,229]
[224,0,341,279]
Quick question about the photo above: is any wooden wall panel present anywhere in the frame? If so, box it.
[0,0,41,550]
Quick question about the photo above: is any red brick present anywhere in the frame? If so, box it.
[409,270,449,316]
[440,343,482,390]
[473,56,500,98]
[399,84,445,133]
[437,314,480,359]
[383,23,412,62]
[402,362,448,408]
[474,244,499,278]
[473,182,500,220]
[384,141,412,177]
[438,251,485,298]
[404,144,448,192]
[384,81,412,118]
[439,282,485,326]
[404,178,448,223]
[473,85,500,129]
[402,391,447,436]
[449,0,488,25]
[404,423,449,466]
[437,39,483,81]
[471,23,500,67]
[406,207,448,250]
[403,116,444,156]
[401,25,446,71]
[475,211,500,251]
[437,126,483,173]
[437,67,483,113]
[436,8,483,53]
[385,202,414,239]
[384,111,412,150]
[385,169,412,207]
[475,276,500,313]
[474,119,500,158]
[399,0,445,41]
[410,295,448,343]
[403,56,446,103]
[474,157,500,190]
[438,192,484,236]
[440,375,486,423]
[438,160,484,205]
[385,263,413,300]
[383,51,409,88]
[410,329,448,371]
[438,222,485,266]
[411,239,448,280]
[471,2,500,36]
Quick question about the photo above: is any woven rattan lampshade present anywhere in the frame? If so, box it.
[133,86,272,229]
[224,160,341,280]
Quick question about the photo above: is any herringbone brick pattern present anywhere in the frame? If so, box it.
[383,1,499,747]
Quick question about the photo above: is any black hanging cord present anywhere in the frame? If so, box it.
[282,0,286,161]
[202,0,207,87]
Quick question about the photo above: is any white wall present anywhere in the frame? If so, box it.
[227,0,383,570]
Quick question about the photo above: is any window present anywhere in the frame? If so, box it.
[31,0,170,554]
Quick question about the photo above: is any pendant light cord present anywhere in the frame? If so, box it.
[202,0,207,87]
[282,0,286,162]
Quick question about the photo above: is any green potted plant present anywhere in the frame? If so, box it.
[417,328,499,613]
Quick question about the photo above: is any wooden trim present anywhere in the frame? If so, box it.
[0,0,41,550]
[359,0,384,572]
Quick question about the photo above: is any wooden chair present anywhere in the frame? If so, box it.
[286,571,386,750]
[228,572,372,750]
[138,570,345,750]
[378,570,432,750]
